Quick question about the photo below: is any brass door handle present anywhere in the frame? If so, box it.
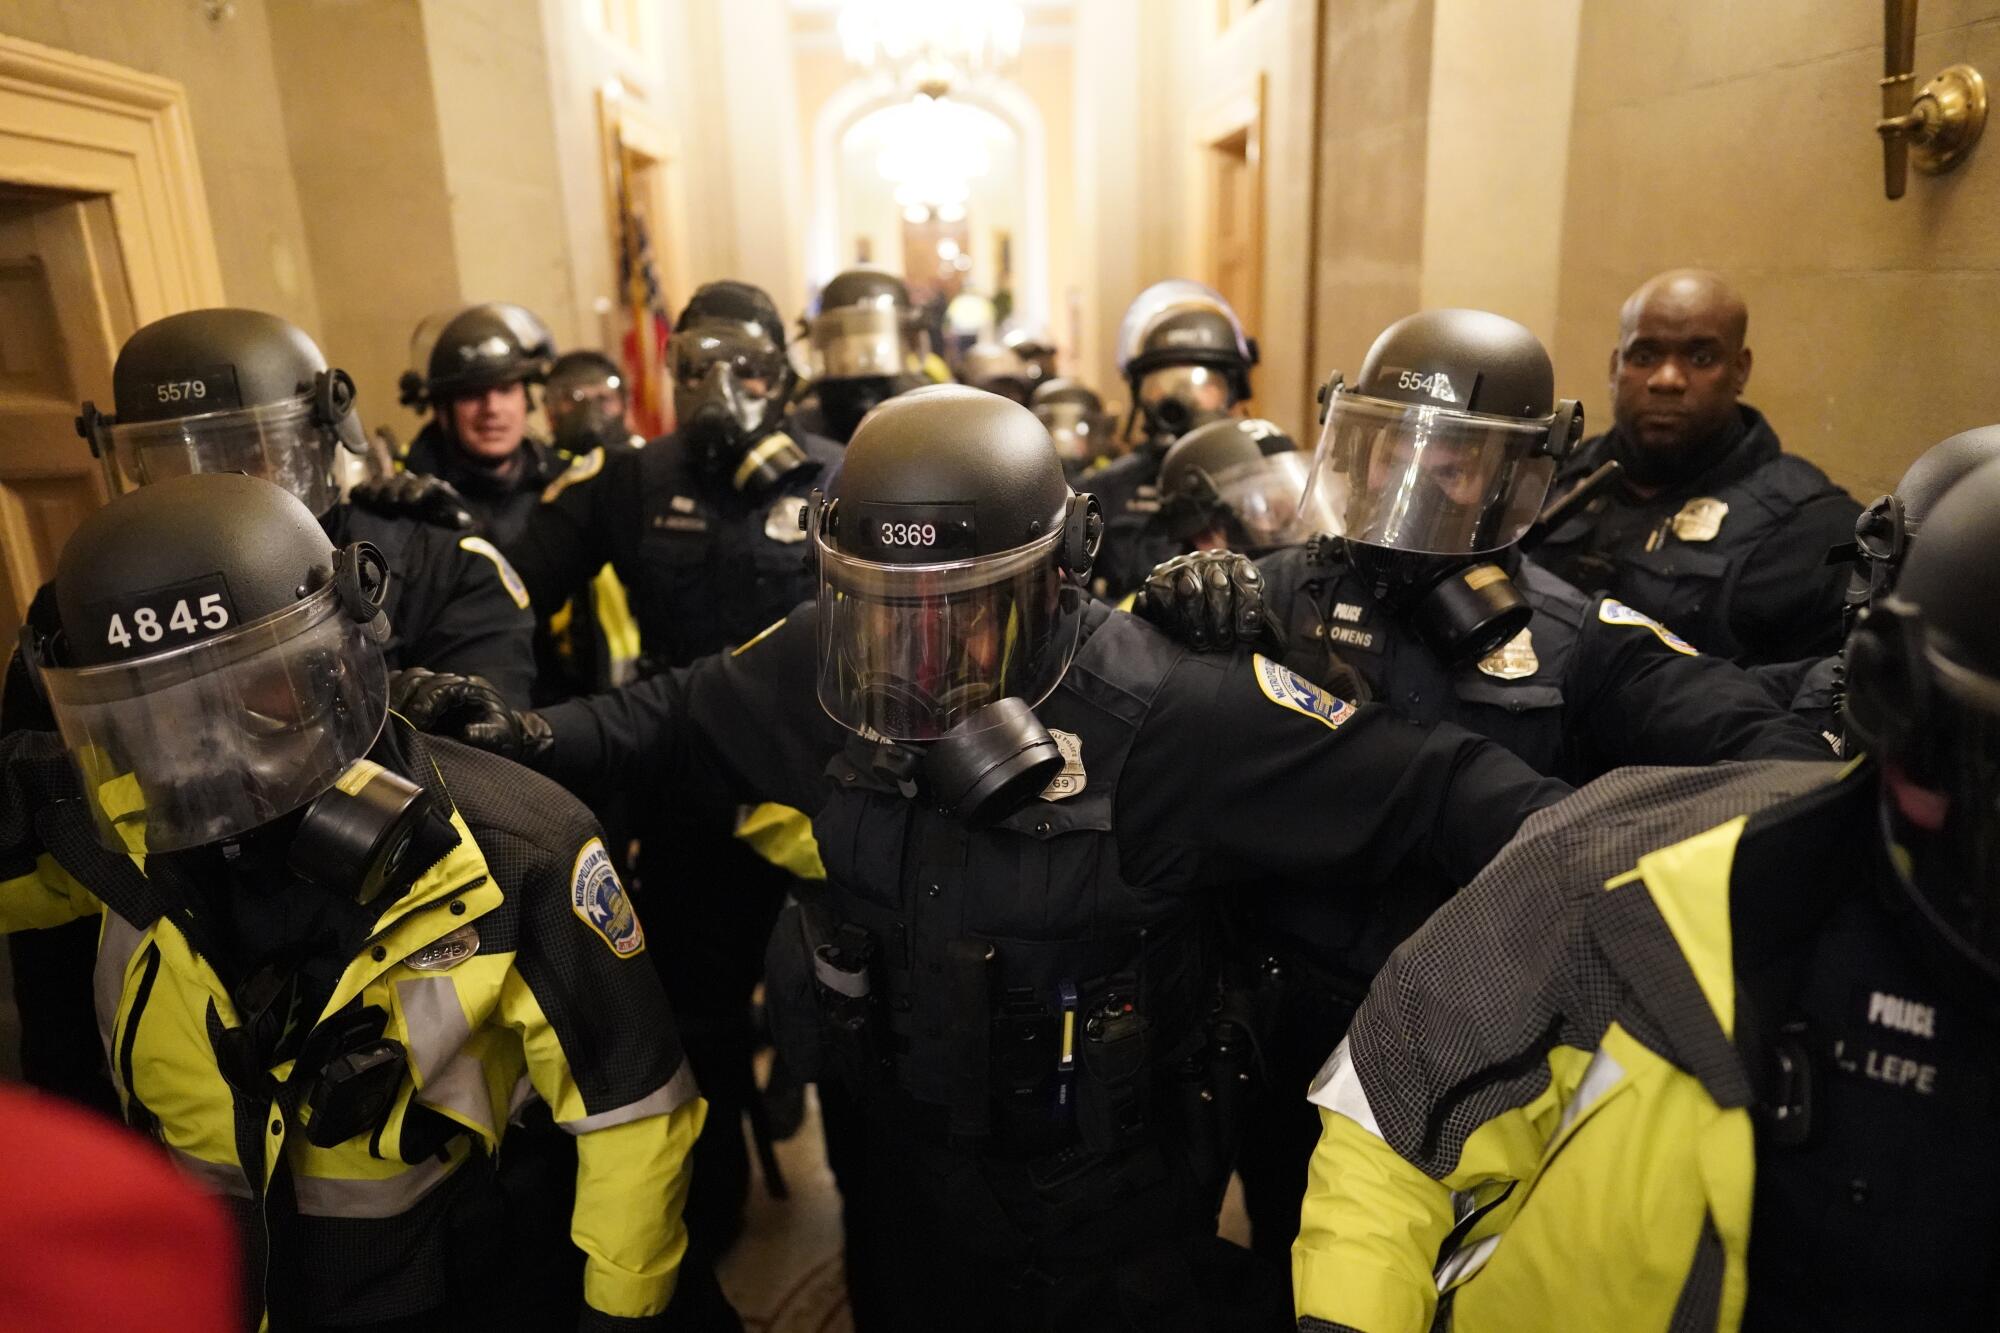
[1878,0,1987,199]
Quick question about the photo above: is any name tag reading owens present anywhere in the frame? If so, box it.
[82,574,237,662]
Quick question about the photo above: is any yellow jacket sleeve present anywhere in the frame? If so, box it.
[571,1098,706,1324]
[1294,1108,1456,1332]
[0,855,102,933]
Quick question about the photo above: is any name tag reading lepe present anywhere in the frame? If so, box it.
[81,574,238,662]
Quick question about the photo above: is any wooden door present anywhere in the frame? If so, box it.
[0,189,132,646]
[1206,123,1263,372]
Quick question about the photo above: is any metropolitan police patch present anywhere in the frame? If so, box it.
[1252,653,1357,732]
[571,838,645,958]
[1598,598,1698,656]
[459,536,531,610]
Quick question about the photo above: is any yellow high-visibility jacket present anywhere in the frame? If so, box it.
[1293,759,1848,1333]
[0,722,702,1330]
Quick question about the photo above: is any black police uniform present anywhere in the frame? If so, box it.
[402,422,565,549]
[1535,406,1861,666]
[1088,439,1182,602]
[503,424,842,1256]
[0,502,536,1114]
[525,596,1568,1331]
[1226,537,1833,1255]
[1750,653,1844,754]
[1732,770,2000,1331]
[509,428,840,674]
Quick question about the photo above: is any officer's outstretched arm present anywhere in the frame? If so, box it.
[1572,597,1832,765]
[0,731,104,933]
[1119,650,1569,889]
[499,810,705,1327]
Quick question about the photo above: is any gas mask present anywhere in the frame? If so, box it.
[1344,542,1531,667]
[671,315,789,470]
[1136,365,1233,441]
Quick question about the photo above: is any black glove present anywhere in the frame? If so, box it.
[388,668,553,764]
[348,473,475,531]
[1136,550,1286,654]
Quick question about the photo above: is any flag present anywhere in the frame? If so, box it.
[615,131,673,438]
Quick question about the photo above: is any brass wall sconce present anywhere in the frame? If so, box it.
[1878,0,1987,200]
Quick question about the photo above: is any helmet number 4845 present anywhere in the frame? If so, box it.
[107,594,230,649]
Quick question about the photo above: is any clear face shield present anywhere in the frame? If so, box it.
[92,394,343,517]
[1035,402,1117,464]
[810,304,927,381]
[39,578,391,855]
[1299,389,1559,555]
[814,522,1087,742]
[1136,365,1235,439]
[672,319,787,444]
[1176,452,1336,549]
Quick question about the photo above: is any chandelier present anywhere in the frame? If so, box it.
[873,95,993,223]
[837,0,1025,96]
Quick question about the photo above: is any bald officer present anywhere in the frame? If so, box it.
[1535,269,1860,666]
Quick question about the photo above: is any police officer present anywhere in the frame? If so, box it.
[1139,309,1830,1257]
[1155,417,1315,559]
[1751,423,2000,750]
[793,267,935,444]
[546,348,645,456]
[1091,280,1257,600]
[3,308,537,1116]
[2,473,704,1331]
[959,340,1035,404]
[502,278,840,1257]
[1004,327,1060,390]
[389,383,1571,1332]
[1293,454,2000,1333]
[1030,377,1120,481]
[400,301,563,545]
[1534,269,1861,666]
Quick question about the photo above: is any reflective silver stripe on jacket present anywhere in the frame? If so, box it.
[1555,1047,1625,1137]
[396,976,494,1137]
[1306,1039,1384,1139]
[94,913,145,1085]
[560,1061,699,1135]
[166,1143,253,1200]
[291,1151,458,1219]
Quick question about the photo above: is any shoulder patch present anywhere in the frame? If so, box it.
[570,838,645,957]
[540,446,605,503]
[1598,598,1698,655]
[458,535,531,610]
[1252,652,1357,732]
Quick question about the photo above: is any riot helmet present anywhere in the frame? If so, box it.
[960,341,1034,405]
[807,385,1101,821]
[30,474,391,856]
[1115,280,1256,439]
[1846,455,2000,1000]
[1158,418,1331,554]
[1003,327,1059,386]
[404,302,554,409]
[546,349,631,455]
[1848,425,2000,614]
[76,309,366,518]
[1299,309,1582,664]
[1030,378,1118,466]
[671,281,798,481]
[808,266,930,441]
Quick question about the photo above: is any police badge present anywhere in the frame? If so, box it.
[1477,628,1539,680]
[1670,496,1729,543]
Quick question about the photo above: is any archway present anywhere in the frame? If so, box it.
[808,75,1050,332]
